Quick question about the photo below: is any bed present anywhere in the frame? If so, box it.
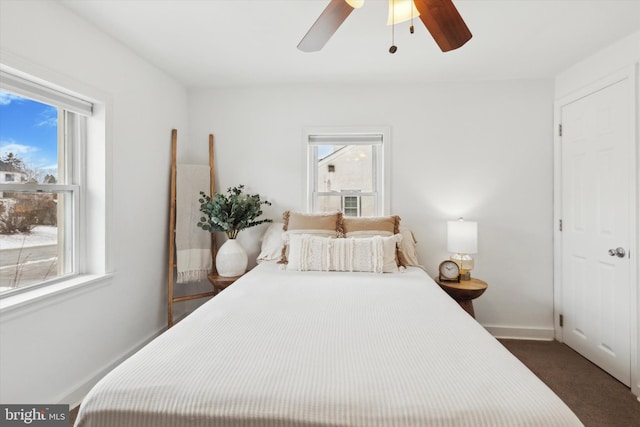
[75,260,582,427]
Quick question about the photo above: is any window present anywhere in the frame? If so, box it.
[342,195,360,217]
[0,70,93,297]
[306,127,390,216]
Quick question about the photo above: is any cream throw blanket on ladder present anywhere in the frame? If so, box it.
[176,164,212,284]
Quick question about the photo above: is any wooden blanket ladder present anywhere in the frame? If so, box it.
[167,129,217,328]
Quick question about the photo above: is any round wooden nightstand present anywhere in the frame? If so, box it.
[207,273,243,295]
[434,277,488,318]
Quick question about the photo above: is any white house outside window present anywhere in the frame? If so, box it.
[306,127,390,216]
[0,70,92,297]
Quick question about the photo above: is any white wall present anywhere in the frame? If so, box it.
[0,0,189,405]
[188,79,556,339]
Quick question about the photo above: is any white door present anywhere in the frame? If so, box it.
[560,73,633,386]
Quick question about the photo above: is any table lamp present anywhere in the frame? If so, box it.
[447,217,477,280]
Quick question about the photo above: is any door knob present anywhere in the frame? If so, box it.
[608,247,626,258]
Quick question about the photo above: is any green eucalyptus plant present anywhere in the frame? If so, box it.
[197,185,272,239]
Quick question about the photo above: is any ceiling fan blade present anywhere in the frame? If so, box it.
[413,0,472,52]
[298,0,355,52]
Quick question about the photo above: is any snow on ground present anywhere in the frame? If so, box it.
[0,226,58,249]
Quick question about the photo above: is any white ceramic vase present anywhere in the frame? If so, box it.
[216,238,248,277]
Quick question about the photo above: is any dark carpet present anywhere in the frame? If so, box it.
[70,339,640,426]
[500,339,640,427]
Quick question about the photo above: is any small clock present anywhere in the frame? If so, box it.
[438,260,460,282]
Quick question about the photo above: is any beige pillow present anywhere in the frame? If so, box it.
[287,234,402,273]
[342,215,400,238]
[397,227,422,267]
[279,211,343,263]
[283,210,343,234]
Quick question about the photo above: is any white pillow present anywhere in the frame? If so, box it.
[286,234,402,273]
[256,222,285,263]
[285,234,330,271]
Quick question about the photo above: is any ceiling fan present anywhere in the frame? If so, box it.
[297,0,472,53]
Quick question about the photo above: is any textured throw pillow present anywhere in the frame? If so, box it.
[342,215,400,238]
[287,234,402,273]
[285,234,330,272]
[279,211,343,263]
[256,222,285,264]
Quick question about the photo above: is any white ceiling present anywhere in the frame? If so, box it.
[59,0,640,89]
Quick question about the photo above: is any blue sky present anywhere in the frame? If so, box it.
[0,90,58,174]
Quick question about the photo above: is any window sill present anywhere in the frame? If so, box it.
[0,273,113,315]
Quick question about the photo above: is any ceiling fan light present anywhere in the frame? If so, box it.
[387,0,420,25]
[345,0,365,9]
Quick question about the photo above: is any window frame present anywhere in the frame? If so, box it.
[0,71,91,298]
[304,126,391,216]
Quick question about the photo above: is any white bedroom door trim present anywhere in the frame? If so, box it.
[553,64,638,397]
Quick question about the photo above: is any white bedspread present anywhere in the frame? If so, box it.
[75,263,583,427]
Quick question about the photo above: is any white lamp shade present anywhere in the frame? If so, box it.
[346,0,365,8]
[447,220,478,254]
[387,0,420,25]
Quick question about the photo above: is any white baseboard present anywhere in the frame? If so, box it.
[483,324,556,341]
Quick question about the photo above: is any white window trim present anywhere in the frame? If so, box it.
[0,273,114,314]
[0,61,112,311]
[304,126,391,215]
[0,70,92,116]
